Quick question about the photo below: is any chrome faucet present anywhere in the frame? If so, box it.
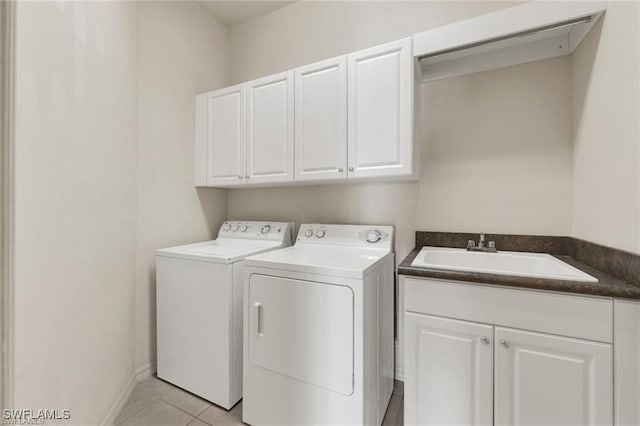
[466,233,497,252]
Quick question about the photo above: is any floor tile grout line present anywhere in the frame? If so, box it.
[160,395,207,419]
[194,414,215,426]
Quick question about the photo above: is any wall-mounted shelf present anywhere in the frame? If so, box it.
[413,1,606,82]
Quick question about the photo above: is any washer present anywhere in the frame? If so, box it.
[242,224,395,425]
[156,221,293,409]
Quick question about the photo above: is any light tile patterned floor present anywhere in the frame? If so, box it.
[115,376,404,426]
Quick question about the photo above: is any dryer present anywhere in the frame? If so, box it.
[242,224,395,425]
[156,221,293,409]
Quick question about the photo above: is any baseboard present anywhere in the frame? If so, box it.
[394,339,404,382]
[100,372,136,426]
[135,362,156,381]
[395,366,405,382]
[101,362,156,426]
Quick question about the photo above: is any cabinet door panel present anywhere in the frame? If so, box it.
[294,56,347,181]
[204,84,246,186]
[495,327,613,426]
[405,313,493,426]
[348,38,413,179]
[246,71,294,184]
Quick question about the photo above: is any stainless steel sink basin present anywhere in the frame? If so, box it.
[411,247,598,282]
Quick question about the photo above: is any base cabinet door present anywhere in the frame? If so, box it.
[494,327,613,426]
[405,313,493,426]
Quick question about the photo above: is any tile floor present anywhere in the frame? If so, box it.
[115,376,404,426]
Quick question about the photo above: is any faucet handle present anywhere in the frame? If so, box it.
[466,240,476,250]
[488,241,496,249]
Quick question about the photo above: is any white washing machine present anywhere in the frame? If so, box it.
[156,221,293,409]
[242,224,395,425]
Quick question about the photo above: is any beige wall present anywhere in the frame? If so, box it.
[418,57,573,236]
[135,1,229,373]
[13,1,138,423]
[229,1,514,83]
[572,2,640,254]
[12,0,231,419]
[227,1,574,265]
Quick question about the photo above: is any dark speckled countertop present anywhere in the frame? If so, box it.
[398,232,640,300]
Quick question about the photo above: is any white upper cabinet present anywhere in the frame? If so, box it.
[294,56,347,182]
[195,85,245,186]
[405,313,493,426]
[347,37,416,179]
[494,327,613,426]
[195,37,418,187]
[246,71,294,184]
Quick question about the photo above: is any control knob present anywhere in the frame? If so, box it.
[232,224,239,232]
[240,224,248,232]
[316,230,326,238]
[304,229,313,238]
[223,223,231,231]
[261,225,271,234]
[366,230,382,243]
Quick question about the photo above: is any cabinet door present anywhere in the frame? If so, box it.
[347,37,414,179]
[405,313,493,426]
[294,56,347,181]
[246,71,294,184]
[495,327,613,426]
[202,84,246,186]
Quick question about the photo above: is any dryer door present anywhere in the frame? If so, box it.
[248,274,354,395]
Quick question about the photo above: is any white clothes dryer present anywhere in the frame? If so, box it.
[242,224,395,425]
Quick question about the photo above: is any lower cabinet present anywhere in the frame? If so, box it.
[405,313,493,426]
[494,327,612,426]
[403,277,615,426]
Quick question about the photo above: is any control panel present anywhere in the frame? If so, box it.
[296,224,393,248]
[219,221,293,242]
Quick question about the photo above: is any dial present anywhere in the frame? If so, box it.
[366,230,382,243]
[261,225,271,234]
[223,223,231,231]
[232,224,239,232]
[240,224,248,232]
[316,230,326,238]
[304,229,313,238]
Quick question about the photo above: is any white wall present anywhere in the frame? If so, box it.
[572,2,640,254]
[13,2,137,423]
[227,1,574,265]
[135,1,229,375]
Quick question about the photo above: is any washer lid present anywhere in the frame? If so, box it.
[244,244,392,278]
[156,238,285,264]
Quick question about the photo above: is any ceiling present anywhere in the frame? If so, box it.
[196,1,296,26]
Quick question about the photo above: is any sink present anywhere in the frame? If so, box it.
[411,247,598,282]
